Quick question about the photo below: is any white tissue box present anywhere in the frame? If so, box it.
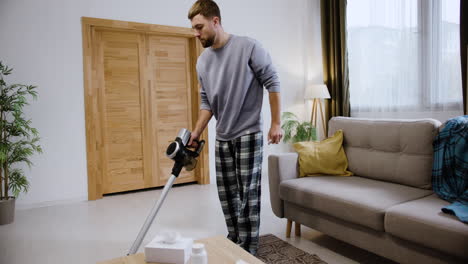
[144,236,193,264]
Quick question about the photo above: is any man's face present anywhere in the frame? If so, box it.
[191,14,217,48]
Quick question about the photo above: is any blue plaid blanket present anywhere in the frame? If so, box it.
[432,115,468,223]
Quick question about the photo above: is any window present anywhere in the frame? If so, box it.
[347,0,463,118]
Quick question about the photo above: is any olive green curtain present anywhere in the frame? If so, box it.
[320,0,350,128]
[461,0,467,115]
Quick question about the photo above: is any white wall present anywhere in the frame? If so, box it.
[0,0,323,208]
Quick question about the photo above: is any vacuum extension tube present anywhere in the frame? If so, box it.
[128,128,205,256]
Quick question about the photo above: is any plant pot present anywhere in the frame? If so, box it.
[0,197,15,225]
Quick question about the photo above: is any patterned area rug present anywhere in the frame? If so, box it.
[256,234,327,264]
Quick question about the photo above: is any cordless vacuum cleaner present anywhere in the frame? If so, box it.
[127,128,205,255]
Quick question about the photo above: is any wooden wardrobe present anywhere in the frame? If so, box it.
[81,17,209,200]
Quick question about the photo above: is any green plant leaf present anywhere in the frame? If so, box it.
[8,168,29,197]
[281,111,298,121]
[280,111,317,143]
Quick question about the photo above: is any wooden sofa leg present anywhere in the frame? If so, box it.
[286,219,292,238]
[295,222,301,236]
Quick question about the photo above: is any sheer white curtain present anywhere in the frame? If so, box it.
[347,0,464,121]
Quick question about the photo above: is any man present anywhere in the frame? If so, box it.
[187,0,282,255]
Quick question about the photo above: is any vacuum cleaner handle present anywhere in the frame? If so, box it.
[195,139,205,155]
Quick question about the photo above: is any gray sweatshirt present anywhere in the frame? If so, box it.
[196,35,280,141]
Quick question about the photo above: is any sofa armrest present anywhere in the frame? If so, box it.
[268,152,299,218]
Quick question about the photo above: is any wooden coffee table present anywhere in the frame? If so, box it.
[97,235,264,264]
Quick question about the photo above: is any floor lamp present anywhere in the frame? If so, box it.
[305,84,331,138]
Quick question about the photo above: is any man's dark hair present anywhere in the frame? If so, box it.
[188,0,221,24]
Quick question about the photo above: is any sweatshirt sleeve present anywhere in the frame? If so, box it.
[248,40,280,92]
[198,75,212,111]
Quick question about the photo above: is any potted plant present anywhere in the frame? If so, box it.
[281,111,317,143]
[0,61,41,225]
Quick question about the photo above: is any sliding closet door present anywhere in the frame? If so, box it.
[94,30,152,194]
[148,35,195,183]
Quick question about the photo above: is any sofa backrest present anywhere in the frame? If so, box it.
[328,117,441,189]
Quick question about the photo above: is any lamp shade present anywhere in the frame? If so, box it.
[304,84,330,99]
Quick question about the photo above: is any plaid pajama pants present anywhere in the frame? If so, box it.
[215,131,263,255]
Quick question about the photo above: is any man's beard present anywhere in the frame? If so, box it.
[200,35,215,48]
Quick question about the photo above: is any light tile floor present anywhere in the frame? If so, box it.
[0,175,395,264]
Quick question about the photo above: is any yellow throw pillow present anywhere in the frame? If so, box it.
[293,130,353,177]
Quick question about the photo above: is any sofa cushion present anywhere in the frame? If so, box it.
[293,130,352,177]
[328,117,441,189]
[385,194,468,260]
[279,176,433,231]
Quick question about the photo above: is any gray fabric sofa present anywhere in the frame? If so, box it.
[268,117,468,264]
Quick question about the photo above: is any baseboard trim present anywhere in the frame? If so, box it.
[16,195,88,210]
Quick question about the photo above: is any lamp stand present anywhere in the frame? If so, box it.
[310,98,327,139]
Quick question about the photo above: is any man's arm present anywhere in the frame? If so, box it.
[249,41,280,93]
[248,41,282,144]
[188,109,213,147]
[268,92,283,144]
[189,82,213,147]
